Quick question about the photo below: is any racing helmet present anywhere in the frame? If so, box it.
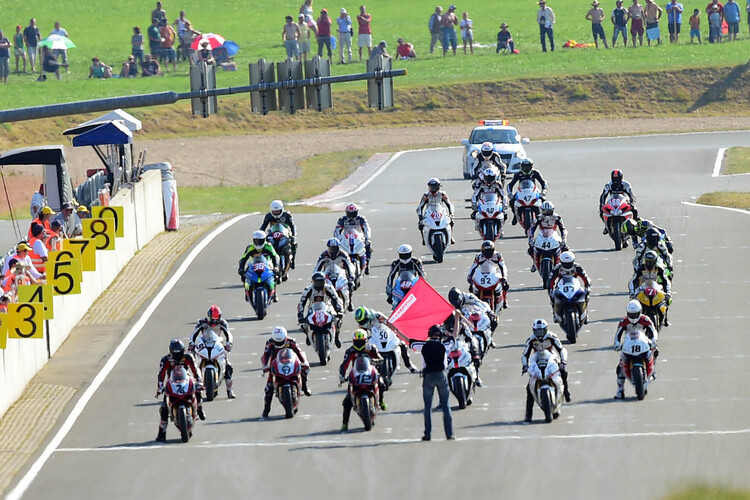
[626,300,642,323]
[354,306,372,326]
[560,251,575,270]
[481,240,495,258]
[270,200,284,219]
[532,318,548,339]
[398,244,413,264]
[353,355,371,373]
[311,271,326,291]
[643,250,658,270]
[520,158,533,174]
[345,203,359,220]
[427,177,441,193]
[271,326,288,347]
[171,364,188,382]
[645,228,660,248]
[541,200,554,216]
[252,230,266,247]
[428,324,443,338]
[207,305,222,326]
[352,329,368,351]
[448,287,465,309]
[480,141,494,159]
[169,338,186,361]
[622,219,638,236]
[482,166,499,184]
[611,169,623,185]
[326,237,340,257]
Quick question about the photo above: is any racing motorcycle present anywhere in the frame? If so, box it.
[635,279,667,331]
[476,192,505,242]
[346,356,379,431]
[421,204,452,263]
[193,329,228,402]
[271,347,302,418]
[267,222,293,282]
[391,270,418,309]
[244,255,276,320]
[302,301,338,366]
[618,327,656,401]
[336,229,367,289]
[370,323,401,389]
[601,193,634,251]
[512,179,542,232]
[531,228,563,289]
[323,264,351,313]
[552,275,588,344]
[527,349,564,423]
[462,304,493,359]
[165,368,197,443]
[470,261,506,315]
[447,340,477,409]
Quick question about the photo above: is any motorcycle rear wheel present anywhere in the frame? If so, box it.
[564,309,578,344]
[255,287,267,320]
[361,395,373,431]
[540,388,553,423]
[281,385,294,418]
[633,365,646,401]
[177,406,190,443]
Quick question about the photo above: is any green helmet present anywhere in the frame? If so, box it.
[354,306,372,326]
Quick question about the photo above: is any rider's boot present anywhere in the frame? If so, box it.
[156,428,166,442]
[335,332,342,349]
[614,366,626,399]
[197,404,206,420]
[524,387,534,422]
[262,390,273,418]
[302,372,312,396]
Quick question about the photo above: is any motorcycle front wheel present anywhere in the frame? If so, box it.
[564,308,578,344]
[540,387,553,423]
[432,233,445,263]
[633,364,646,400]
[315,331,328,366]
[281,384,294,418]
[361,395,373,431]
[611,218,622,250]
[204,368,216,402]
[177,406,190,443]
[454,379,467,409]
[255,287,267,320]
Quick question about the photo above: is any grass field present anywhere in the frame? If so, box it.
[725,147,750,174]
[1,0,749,108]
[696,191,750,209]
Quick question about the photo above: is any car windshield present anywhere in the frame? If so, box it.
[470,129,519,145]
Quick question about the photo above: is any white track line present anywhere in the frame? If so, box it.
[713,148,727,177]
[5,214,250,500]
[682,201,750,216]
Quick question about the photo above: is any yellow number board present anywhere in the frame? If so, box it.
[48,249,83,295]
[63,238,96,272]
[7,303,44,339]
[82,218,116,251]
[17,284,54,320]
[91,206,124,238]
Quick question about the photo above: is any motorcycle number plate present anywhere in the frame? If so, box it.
[253,263,265,272]
[563,285,573,293]
[430,211,443,220]
[273,232,283,239]
[355,373,373,385]
[486,207,494,213]
[280,363,292,375]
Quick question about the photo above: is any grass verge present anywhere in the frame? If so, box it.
[724,148,750,175]
[662,485,750,500]
[696,192,750,210]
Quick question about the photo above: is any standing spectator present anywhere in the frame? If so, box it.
[689,8,703,42]
[23,18,41,73]
[13,25,26,74]
[88,57,113,79]
[537,0,556,52]
[152,1,168,24]
[141,53,163,76]
[496,22,515,53]
[612,0,630,47]
[415,324,455,441]
[629,0,646,44]
[316,8,333,62]
[131,26,145,65]
[172,10,190,38]
[705,0,723,42]
[396,37,417,58]
[41,45,67,80]
[283,15,302,61]
[159,20,177,71]
[148,18,163,58]
[49,22,69,71]
[644,0,663,44]
[440,4,459,56]
[0,31,10,83]
[30,184,45,219]
[665,0,684,42]
[357,5,372,61]
[587,1,610,47]
[298,14,315,62]
[120,55,139,77]
[709,4,723,40]
[369,39,390,59]
[460,11,474,54]
[428,6,443,54]
[180,21,201,63]
[337,8,353,64]
[724,0,741,40]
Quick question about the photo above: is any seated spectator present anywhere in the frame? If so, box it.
[197,40,215,64]
[120,55,139,77]
[141,53,163,76]
[88,57,113,79]
[213,45,237,70]
[496,22,516,53]
[40,45,67,80]
[369,40,390,60]
[396,38,417,59]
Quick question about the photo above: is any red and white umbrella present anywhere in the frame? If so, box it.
[190,33,226,50]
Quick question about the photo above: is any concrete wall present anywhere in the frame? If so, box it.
[0,170,164,418]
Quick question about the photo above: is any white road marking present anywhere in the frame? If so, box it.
[712,148,727,177]
[5,214,252,500]
[683,201,750,217]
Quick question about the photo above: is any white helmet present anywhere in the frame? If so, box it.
[532,318,548,339]
[252,230,266,246]
[626,300,642,323]
[270,200,284,219]
[480,141,493,158]
[541,200,554,216]
[482,165,499,184]
[427,177,441,193]
[398,244,412,264]
[271,326,288,345]
[560,251,575,270]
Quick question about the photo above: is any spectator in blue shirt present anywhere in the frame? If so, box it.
[665,0,684,42]
[723,0,741,39]
[336,8,353,63]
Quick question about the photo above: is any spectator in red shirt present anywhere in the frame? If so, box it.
[357,5,372,61]
[396,38,417,59]
[316,8,333,61]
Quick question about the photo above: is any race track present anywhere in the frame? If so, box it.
[10,131,750,500]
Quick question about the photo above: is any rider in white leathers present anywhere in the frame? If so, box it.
[521,319,571,417]
[417,177,456,245]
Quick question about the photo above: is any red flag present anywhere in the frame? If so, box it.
[388,278,454,343]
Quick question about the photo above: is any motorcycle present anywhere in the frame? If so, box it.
[302,301,338,366]
[391,270,418,309]
[336,229,367,289]
[370,323,401,389]
[618,327,656,400]
[165,370,197,443]
[601,193,634,251]
[267,222,293,281]
[347,356,379,431]
[421,204,452,263]
[527,349,564,423]
[552,275,588,344]
[193,329,228,402]
[470,261,506,315]
[323,264,351,312]
[532,228,563,289]
[635,279,667,332]
[271,347,302,418]
[476,192,505,242]
[446,340,477,409]
[461,304,493,359]
[512,179,542,233]
[244,255,275,320]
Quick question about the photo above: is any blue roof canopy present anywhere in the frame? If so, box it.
[72,121,133,147]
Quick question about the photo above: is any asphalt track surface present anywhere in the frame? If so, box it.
[10,131,750,500]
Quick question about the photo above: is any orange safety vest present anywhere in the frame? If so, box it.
[45,231,62,252]
[28,218,52,239]
[28,237,47,273]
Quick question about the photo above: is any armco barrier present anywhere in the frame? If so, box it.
[0,170,164,418]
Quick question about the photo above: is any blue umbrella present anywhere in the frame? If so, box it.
[222,41,240,56]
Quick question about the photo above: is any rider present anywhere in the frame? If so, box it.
[156,338,205,442]
[260,326,312,418]
[385,244,426,305]
[354,306,418,373]
[238,230,280,300]
[333,203,373,275]
[521,319,571,416]
[315,237,356,311]
[471,141,508,180]
[527,200,568,273]
[506,158,548,226]
[628,250,672,326]
[599,169,639,235]
[470,165,508,226]
[448,286,498,334]
[417,177,456,245]
[622,217,674,253]
[260,199,298,272]
[467,240,510,309]
[441,311,483,386]
[339,329,385,430]
[298,271,345,347]
[547,251,591,324]
[633,228,674,275]
[613,300,659,399]
[189,305,235,399]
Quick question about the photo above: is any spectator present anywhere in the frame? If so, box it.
[428,6,443,54]
[172,10,190,38]
[0,31,9,83]
[369,39,391,59]
[77,205,91,220]
[283,15,302,61]
[709,4,723,40]
[14,25,26,74]
[159,20,177,71]
[629,0,646,44]
[23,18,41,72]
[357,5,372,61]
[665,0,684,42]
[460,11,474,54]
[537,0,556,52]
[705,0,723,42]
[0,293,10,313]
[724,0,741,40]
[587,1,610,47]
[300,0,315,24]
[196,40,214,65]
[644,0,663,44]
[213,45,237,70]
[152,1,168,24]
[148,18,163,58]
[496,22,516,53]
[298,14,315,62]
[49,22,69,71]
[396,37,417,58]
[689,8,703,42]
[41,45,67,80]
[132,26,145,65]
[141,53,163,76]
[440,4,459,56]
[53,201,82,237]
[88,57,113,79]
[120,55,139,77]
[337,8,353,64]
[316,8,333,62]
[180,21,201,63]
[612,0,630,47]
[30,184,45,219]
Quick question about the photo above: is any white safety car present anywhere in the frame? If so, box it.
[461,120,530,179]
